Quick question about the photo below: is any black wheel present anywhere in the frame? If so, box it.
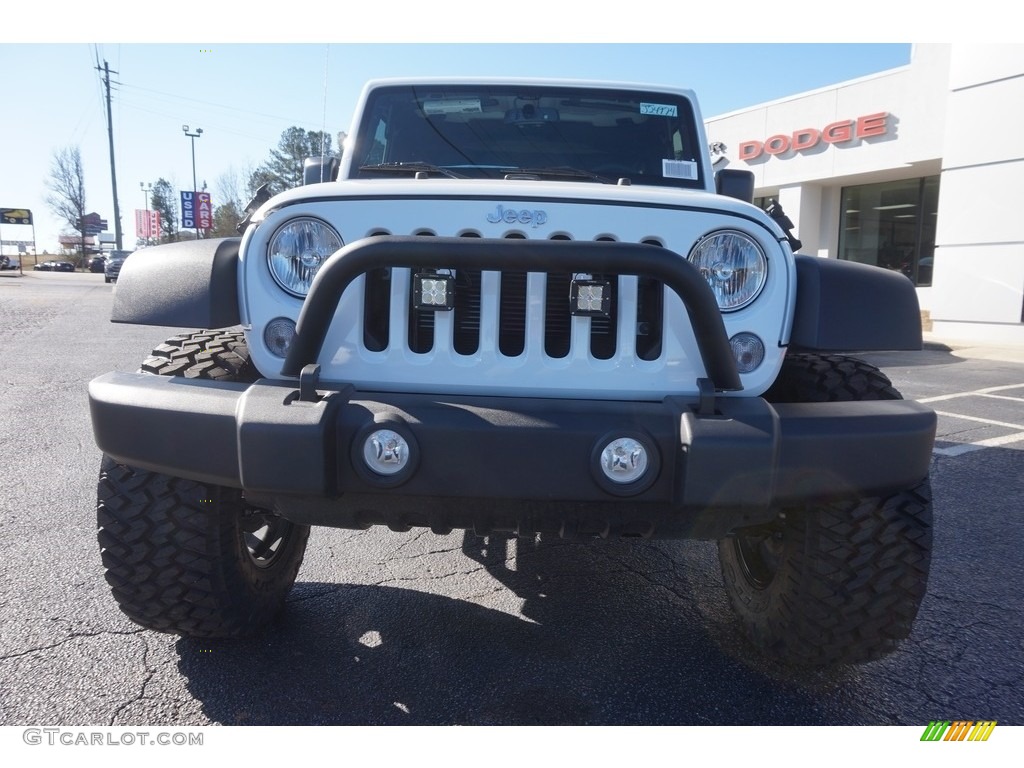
[97,329,310,638]
[718,353,933,666]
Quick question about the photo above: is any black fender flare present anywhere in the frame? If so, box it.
[789,255,922,351]
[111,238,241,328]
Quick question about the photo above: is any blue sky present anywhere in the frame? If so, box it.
[0,41,917,254]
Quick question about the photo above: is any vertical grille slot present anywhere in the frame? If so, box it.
[587,272,618,360]
[363,268,392,352]
[362,231,393,352]
[408,285,435,353]
[544,272,573,358]
[636,240,665,361]
[636,277,664,361]
[498,270,527,357]
[453,268,482,355]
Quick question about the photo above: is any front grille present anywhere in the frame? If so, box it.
[361,232,666,362]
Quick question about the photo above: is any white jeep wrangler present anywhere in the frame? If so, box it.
[90,78,935,666]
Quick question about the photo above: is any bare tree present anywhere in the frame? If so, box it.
[205,167,249,238]
[46,146,88,259]
[214,165,247,214]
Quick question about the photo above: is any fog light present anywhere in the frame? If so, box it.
[264,317,296,358]
[729,332,765,373]
[413,271,455,311]
[363,429,410,476]
[570,278,611,317]
[599,437,649,484]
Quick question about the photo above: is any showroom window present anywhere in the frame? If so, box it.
[838,176,939,286]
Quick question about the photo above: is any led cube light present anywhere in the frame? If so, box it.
[413,271,455,311]
[570,278,611,317]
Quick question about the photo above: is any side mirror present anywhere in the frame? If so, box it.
[715,168,754,204]
[303,156,341,185]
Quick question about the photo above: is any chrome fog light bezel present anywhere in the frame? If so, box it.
[351,421,418,488]
[591,432,660,497]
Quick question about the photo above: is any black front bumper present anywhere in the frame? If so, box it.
[89,372,936,539]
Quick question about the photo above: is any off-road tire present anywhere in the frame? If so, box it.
[764,352,902,403]
[140,329,256,380]
[718,353,933,666]
[97,329,310,638]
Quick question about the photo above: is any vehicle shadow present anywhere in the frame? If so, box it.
[857,346,966,369]
[174,533,867,725]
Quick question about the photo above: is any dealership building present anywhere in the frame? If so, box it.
[705,44,1024,344]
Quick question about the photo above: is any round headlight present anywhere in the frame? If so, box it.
[267,217,343,297]
[688,230,767,311]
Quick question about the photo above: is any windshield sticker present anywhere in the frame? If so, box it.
[640,102,678,117]
[423,98,482,115]
[662,159,698,180]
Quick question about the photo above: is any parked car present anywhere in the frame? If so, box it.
[34,261,75,272]
[104,251,133,283]
[0,255,20,270]
[88,255,107,273]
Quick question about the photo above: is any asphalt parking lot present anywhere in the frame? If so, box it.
[1,270,1022,729]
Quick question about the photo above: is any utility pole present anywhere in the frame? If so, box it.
[182,125,203,239]
[97,60,124,251]
[140,182,152,246]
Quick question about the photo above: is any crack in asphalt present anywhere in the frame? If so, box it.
[924,593,1022,617]
[370,562,508,587]
[108,634,156,726]
[379,545,465,562]
[389,528,429,555]
[0,628,147,661]
[586,546,698,606]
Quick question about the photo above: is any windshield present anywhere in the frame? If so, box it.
[350,84,705,188]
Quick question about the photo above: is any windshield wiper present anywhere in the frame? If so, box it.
[501,167,614,184]
[359,162,466,179]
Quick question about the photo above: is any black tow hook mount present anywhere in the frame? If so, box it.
[299,364,322,403]
[696,377,716,416]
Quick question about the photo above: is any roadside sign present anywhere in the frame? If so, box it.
[182,192,213,230]
[197,192,212,230]
[78,212,107,235]
[1,208,33,225]
[181,191,195,228]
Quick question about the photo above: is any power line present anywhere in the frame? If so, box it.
[114,101,293,144]
[117,81,322,127]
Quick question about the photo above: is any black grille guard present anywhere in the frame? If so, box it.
[281,236,743,392]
